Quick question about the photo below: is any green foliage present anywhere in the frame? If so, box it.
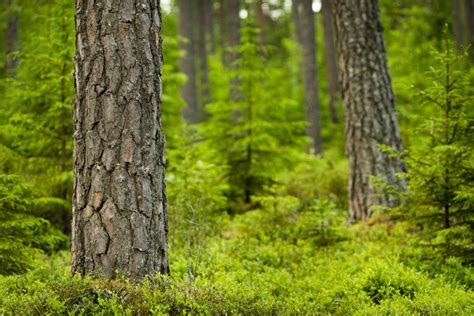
[395,35,474,262]
[0,1,473,315]
[0,0,74,233]
[203,25,306,207]
[161,11,186,150]
[230,184,350,248]
[1,228,473,315]
[167,133,230,281]
[0,175,66,275]
[381,1,450,146]
[281,151,348,208]
[0,0,72,276]
[362,263,419,304]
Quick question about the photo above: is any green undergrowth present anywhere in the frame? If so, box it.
[1,220,472,315]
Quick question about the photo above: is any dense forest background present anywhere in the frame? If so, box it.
[0,0,473,314]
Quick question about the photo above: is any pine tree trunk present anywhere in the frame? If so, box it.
[224,0,241,66]
[224,0,241,101]
[203,0,215,54]
[256,0,265,47]
[179,0,199,123]
[72,0,169,281]
[218,0,226,58]
[333,0,407,222]
[3,0,19,74]
[465,0,474,60]
[452,0,464,52]
[321,0,340,124]
[292,0,323,154]
[197,0,211,108]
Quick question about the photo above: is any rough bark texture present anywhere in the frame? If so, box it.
[3,0,19,74]
[465,0,474,60]
[72,0,169,281]
[452,0,464,51]
[333,0,407,222]
[292,0,323,154]
[179,0,199,123]
[321,0,340,123]
[197,0,211,108]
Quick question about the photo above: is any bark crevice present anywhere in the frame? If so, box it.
[73,0,169,281]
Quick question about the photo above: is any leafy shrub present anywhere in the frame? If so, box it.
[2,236,473,315]
[362,263,419,304]
[280,151,348,208]
[296,198,350,246]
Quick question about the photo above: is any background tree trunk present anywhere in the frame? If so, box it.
[197,0,211,109]
[256,0,265,47]
[452,0,464,52]
[179,0,199,123]
[333,0,407,222]
[224,0,241,66]
[203,0,215,54]
[465,0,474,60]
[223,0,241,101]
[321,0,340,124]
[72,0,169,281]
[292,0,323,154]
[3,0,19,75]
[218,0,226,59]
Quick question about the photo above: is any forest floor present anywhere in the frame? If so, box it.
[1,212,473,315]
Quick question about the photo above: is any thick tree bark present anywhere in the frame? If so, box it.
[179,0,199,123]
[321,0,340,124]
[333,0,407,222]
[465,0,474,60]
[292,0,323,154]
[197,0,211,108]
[72,0,169,281]
[452,0,464,51]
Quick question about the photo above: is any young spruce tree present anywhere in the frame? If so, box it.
[1,0,74,233]
[203,26,306,209]
[399,36,474,262]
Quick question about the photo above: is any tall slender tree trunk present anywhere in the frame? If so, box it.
[452,0,464,52]
[197,0,211,109]
[3,0,19,75]
[256,0,265,47]
[333,0,407,222]
[72,0,169,281]
[465,0,474,60]
[218,0,227,58]
[223,0,241,101]
[292,0,323,154]
[224,0,241,66]
[179,0,199,123]
[321,0,340,124]
[203,0,215,54]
